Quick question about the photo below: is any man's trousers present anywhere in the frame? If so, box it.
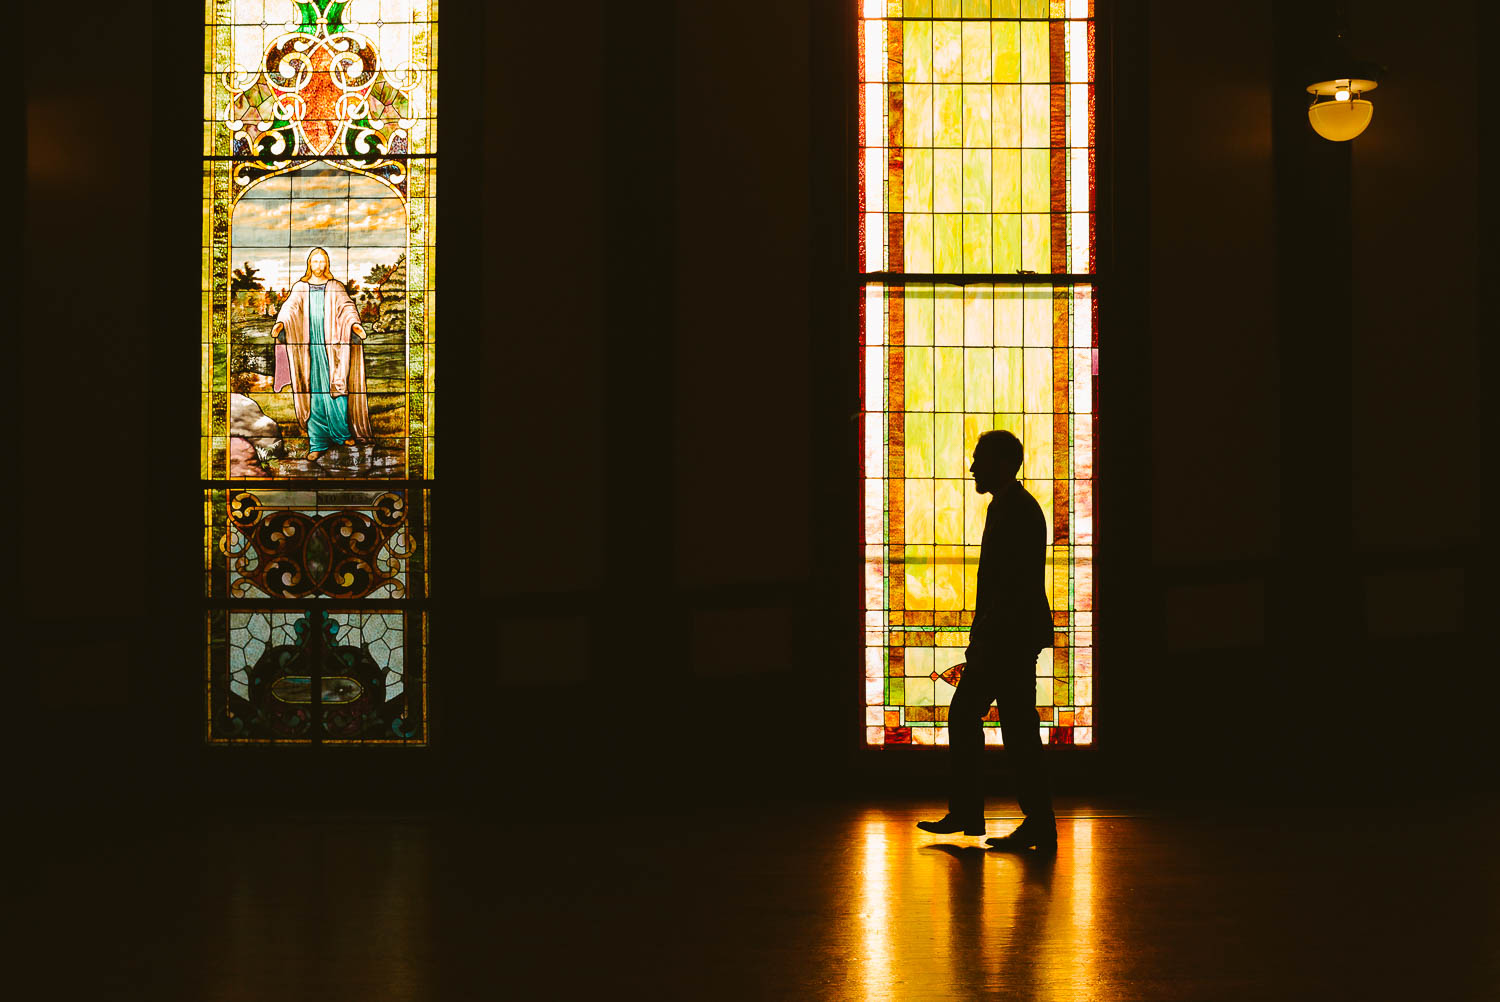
[946,649,1054,823]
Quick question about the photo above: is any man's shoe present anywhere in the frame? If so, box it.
[985,819,1057,853]
[916,814,986,836]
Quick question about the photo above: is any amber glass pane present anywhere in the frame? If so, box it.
[859,0,1093,749]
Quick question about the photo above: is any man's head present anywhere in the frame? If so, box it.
[970,430,1023,494]
[304,247,332,281]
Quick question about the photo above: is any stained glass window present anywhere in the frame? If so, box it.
[202,0,435,743]
[859,0,1094,748]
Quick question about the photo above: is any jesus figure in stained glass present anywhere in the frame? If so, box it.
[272,247,370,462]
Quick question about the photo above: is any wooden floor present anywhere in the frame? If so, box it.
[20,797,1500,999]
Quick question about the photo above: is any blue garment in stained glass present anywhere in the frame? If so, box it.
[306,284,352,452]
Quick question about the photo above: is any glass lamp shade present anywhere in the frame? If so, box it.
[1308,98,1374,141]
[1305,78,1378,141]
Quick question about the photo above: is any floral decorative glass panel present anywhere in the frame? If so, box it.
[206,489,419,600]
[208,608,422,742]
[859,0,1094,748]
[203,0,434,744]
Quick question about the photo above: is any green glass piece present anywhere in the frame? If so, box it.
[293,1,349,34]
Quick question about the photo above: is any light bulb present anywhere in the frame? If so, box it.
[1335,88,1350,101]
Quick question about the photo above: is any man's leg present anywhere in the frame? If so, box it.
[946,664,997,823]
[994,651,1054,823]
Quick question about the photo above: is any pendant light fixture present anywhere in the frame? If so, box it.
[1306,76,1378,141]
[1303,2,1384,143]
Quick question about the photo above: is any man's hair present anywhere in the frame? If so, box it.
[975,430,1024,478]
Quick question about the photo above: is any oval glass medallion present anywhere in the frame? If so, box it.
[271,675,366,705]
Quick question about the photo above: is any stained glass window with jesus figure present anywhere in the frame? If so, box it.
[202,0,434,744]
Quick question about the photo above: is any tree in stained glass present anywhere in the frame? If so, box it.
[202,0,434,744]
[858,0,1095,749]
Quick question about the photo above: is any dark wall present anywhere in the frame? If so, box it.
[17,1,1487,808]
[21,4,159,804]
[674,0,812,594]
[469,0,830,803]
[481,3,607,601]
[1127,0,1486,794]
[1351,9,1480,556]
[23,8,151,619]
[1148,3,1278,570]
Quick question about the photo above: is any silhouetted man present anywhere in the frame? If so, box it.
[917,430,1057,852]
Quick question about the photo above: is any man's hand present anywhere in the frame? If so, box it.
[271,321,285,342]
[352,323,366,340]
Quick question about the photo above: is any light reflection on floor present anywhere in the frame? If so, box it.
[857,809,1099,1000]
[18,799,1500,999]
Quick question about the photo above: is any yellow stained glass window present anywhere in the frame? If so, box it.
[859,0,1094,748]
